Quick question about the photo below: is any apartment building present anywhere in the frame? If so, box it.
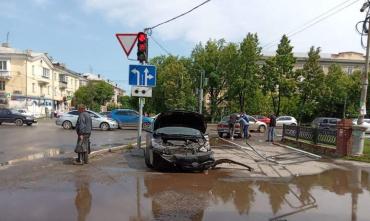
[0,44,86,116]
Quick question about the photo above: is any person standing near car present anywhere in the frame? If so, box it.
[267,112,277,142]
[241,112,250,139]
[228,113,238,140]
[75,104,92,165]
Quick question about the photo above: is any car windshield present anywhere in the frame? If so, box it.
[155,127,202,137]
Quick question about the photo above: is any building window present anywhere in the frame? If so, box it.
[32,65,35,75]
[348,66,354,75]
[0,81,5,91]
[42,68,50,78]
[32,83,35,93]
[0,61,7,71]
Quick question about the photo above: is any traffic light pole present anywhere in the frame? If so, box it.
[353,3,370,155]
[137,97,144,149]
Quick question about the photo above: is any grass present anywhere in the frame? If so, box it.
[344,139,370,163]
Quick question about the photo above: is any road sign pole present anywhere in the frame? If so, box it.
[137,97,144,149]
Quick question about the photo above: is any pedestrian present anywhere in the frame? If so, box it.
[241,112,250,139]
[267,112,277,142]
[74,104,92,165]
[228,113,238,140]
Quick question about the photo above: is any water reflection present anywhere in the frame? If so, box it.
[74,179,92,221]
[142,167,370,221]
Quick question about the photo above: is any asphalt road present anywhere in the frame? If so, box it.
[0,118,140,163]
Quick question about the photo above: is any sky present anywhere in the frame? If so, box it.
[0,0,366,92]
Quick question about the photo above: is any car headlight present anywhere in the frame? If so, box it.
[26,117,33,120]
[151,138,165,150]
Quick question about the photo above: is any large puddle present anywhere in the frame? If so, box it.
[0,165,369,221]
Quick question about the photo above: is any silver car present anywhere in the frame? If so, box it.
[55,110,118,131]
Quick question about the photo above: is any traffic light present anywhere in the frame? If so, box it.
[137,32,147,63]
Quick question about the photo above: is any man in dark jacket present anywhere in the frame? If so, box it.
[228,113,238,140]
[75,104,92,165]
[267,113,277,142]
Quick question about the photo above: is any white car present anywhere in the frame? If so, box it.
[17,109,34,117]
[276,116,297,127]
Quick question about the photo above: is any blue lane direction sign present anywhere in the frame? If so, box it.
[129,64,156,87]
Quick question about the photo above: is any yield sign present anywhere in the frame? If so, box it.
[115,33,138,56]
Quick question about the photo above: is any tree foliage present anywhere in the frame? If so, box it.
[74,80,114,112]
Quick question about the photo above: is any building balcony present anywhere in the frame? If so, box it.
[59,81,67,89]
[0,71,11,80]
[37,76,50,85]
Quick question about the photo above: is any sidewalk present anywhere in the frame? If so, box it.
[211,135,343,179]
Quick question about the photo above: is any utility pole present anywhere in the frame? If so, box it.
[199,71,204,114]
[353,1,370,155]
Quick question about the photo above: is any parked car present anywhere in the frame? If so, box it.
[352,118,370,133]
[311,117,340,130]
[110,109,153,129]
[276,116,297,127]
[17,109,34,117]
[217,114,267,138]
[252,115,270,124]
[144,110,214,171]
[0,108,37,126]
[55,110,118,131]
[99,111,111,118]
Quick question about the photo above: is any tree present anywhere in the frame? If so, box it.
[228,33,262,113]
[74,81,114,112]
[295,46,325,123]
[261,35,296,116]
[191,39,229,122]
[147,55,196,113]
[317,65,360,118]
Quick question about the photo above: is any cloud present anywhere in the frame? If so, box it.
[84,0,365,53]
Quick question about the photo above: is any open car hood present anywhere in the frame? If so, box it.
[153,111,206,133]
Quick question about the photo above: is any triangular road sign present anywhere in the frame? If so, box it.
[115,33,138,56]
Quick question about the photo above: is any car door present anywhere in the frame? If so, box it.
[0,109,6,122]
[87,111,100,128]
[3,109,14,123]
[65,111,79,127]
[247,116,257,131]
[126,110,140,127]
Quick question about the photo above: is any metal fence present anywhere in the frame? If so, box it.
[282,125,337,146]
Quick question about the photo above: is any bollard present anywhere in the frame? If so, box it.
[351,125,367,156]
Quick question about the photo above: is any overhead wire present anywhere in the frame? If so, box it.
[145,0,211,31]
[149,35,172,56]
[356,0,370,48]
[263,0,361,49]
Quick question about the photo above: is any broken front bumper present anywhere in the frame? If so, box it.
[157,151,215,171]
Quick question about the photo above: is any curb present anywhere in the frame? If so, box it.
[89,142,145,157]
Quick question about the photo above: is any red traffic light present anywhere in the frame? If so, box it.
[137,32,147,43]
[137,32,148,63]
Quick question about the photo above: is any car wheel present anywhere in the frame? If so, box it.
[26,123,32,126]
[218,132,223,138]
[291,123,297,126]
[258,125,266,133]
[100,122,110,131]
[15,119,23,126]
[144,145,153,168]
[62,121,72,130]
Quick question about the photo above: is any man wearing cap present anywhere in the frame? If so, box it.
[74,104,92,165]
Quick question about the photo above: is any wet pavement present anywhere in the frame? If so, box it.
[0,119,139,164]
[1,127,370,220]
[0,148,369,221]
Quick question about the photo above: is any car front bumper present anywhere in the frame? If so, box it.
[156,150,215,171]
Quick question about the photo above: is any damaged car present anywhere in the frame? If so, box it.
[144,110,214,171]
